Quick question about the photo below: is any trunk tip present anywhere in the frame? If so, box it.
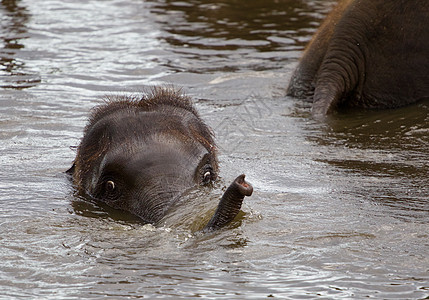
[234,174,253,197]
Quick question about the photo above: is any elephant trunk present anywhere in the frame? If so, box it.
[203,174,253,231]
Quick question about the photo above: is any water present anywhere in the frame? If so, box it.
[1,0,428,298]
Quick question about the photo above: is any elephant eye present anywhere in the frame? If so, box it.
[105,180,115,192]
[203,171,212,184]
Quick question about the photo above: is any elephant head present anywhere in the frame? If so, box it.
[68,87,252,230]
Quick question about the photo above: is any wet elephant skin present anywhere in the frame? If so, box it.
[68,87,252,230]
[287,0,429,117]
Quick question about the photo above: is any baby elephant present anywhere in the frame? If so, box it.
[68,87,252,231]
[287,0,429,117]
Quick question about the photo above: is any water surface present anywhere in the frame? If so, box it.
[1,0,428,298]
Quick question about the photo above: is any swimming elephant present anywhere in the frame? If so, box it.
[67,87,253,231]
[287,0,429,117]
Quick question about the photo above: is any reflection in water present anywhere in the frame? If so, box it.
[70,194,144,225]
[0,0,40,88]
[149,0,334,72]
[308,102,429,219]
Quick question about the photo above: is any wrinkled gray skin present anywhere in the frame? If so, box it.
[287,0,429,118]
[204,174,253,231]
[68,88,252,231]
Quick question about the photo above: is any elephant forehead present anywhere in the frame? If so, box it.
[101,139,206,179]
[129,146,201,171]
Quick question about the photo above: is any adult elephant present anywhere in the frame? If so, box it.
[67,87,252,231]
[287,0,429,118]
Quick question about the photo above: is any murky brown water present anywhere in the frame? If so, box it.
[1,0,428,298]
